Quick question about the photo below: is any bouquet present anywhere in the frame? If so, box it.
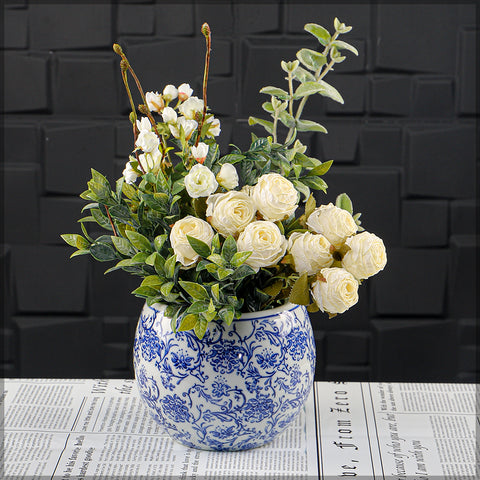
[62,19,387,339]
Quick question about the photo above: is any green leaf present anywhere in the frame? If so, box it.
[207,253,226,267]
[263,280,284,298]
[61,234,89,250]
[219,154,245,165]
[262,102,274,113]
[335,193,353,214]
[160,281,174,297]
[70,249,90,258]
[296,48,327,72]
[132,251,149,263]
[187,235,211,258]
[316,80,344,104]
[91,209,112,231]
[248,117,274,135]
[178,314,198,332]
[187,301,210,314]
[179,281,209,301]
[218,306,235,326]
[132,285,158,298]
[230,251,252,268]
[217,267,234,280]
[221,236,237,263]
[122,182,138,200]
[140,275,162,289]
[304,23,331,46]
[164,254,177,279]
[308,159,333,176]
[293,67,316,83]
[294,81,326,99]
[171,178,185,195]
[295,119,328,133]
[293,180,311,201]
[300,176,328,192]
[211,283,221,302]
[288,272,310,305]
[212,234,221,253]
[108,204,136,225]
[154,234,168,252]
[90,242,118,262]
[278,111,296,129]
[259,86,289,99]
[111,236,135,256]
[229,264,256,281]
[332,40,359,56]
[305,193,316,219]
[142,193,169,213]
[194,317,209,339]
[281,60,300,73]
[125,230,152,252]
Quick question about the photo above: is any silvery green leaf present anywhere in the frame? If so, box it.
[293,67,316,83]
[179,281,209,301]
[262,102,274,113]
[301,176,328,192]
[111,236,135,256]
[259,86,290,99]
[295,119,328,133]
[194,317,209,339]
[125,230,152,252]
[140,275,162,289]
[304,23,331,46]
[248,116,274,135]
[293,180,311,201]
[278,111,296,128]
[294,81,326,99]
[332,40,358,56]
[221,236,237,263]
[70,249,90,259]
[230,251,252,268]
[281,60,299,73]
[218,307,235,326]
[296,48,327,72]
[186,235,211,258]
[335,193,353,214]
[308,159,334,176]
[90,242,118,262]
[316,80,344,104]
[132,286,158,298]
[178,313,198,332]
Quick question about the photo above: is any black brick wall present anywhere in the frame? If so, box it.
[2,2,478,382]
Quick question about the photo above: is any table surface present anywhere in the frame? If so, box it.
[2,379,477,479]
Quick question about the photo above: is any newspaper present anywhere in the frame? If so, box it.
[1,379,477,479]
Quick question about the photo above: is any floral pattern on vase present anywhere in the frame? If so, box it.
[133,302,315,451]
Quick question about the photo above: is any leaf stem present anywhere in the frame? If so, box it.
[105,206,118,236]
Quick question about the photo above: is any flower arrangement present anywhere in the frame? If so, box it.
[62,19,386,339]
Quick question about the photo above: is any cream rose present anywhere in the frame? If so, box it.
[184,164,218,198]
[170,216,214,267]
[342,232,387,280]
[206,191,256,237]
[311,267,359,314]
[216,163,239,190]
[306,203,357,249]
[252,173,299,222]
[237,221,287,271]
[287,232,334,275]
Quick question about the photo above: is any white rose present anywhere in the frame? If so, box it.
[287,232,334,275]
[122,161,138,184]
[178,83,193,101]
[135,130,160,153]
[184,164,218,198]
[179,96,204,120]
[206,191,256,237]
[342,232,387,280]
[252,173,299,222]
[237,221,287,271]
[170,117,197,140]
[161,106,177,124]
[216,163,239,190]
[145,91,164,113]
[136,116,151,133]
[138,149,161,173]
[163,84,178,102]
[307,203,357,249]
[170,216,214,267]
[191,142,209,164]
[206,117,221,137]
[311,267,359,315]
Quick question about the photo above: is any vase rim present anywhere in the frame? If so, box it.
[237,302,301,320]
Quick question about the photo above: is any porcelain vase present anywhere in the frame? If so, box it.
[133,302,316,451]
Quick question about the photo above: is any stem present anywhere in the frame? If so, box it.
[272,111,279,143]
[287,72,294,117]
[105,206,118,236]
[196,23,212,147]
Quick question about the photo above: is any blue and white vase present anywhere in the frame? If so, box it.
[133,302,316,451]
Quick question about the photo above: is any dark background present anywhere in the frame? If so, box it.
[2,1,478,382]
